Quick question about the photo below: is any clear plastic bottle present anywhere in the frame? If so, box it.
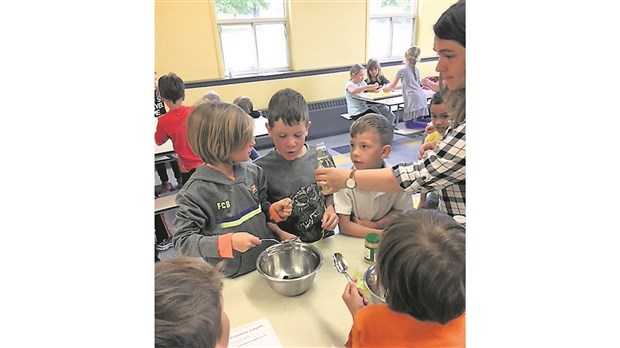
[315,142,335,192]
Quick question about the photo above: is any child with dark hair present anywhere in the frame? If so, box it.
[365,58,390,87]
[172,102,292,277]
[417,91,450,209]
[254,88,339,242]
[155,72,204,187]
[154,71,181,194]
[342,209,465,347]
[155,257,229,348]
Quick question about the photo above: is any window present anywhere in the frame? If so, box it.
[368,0,417,60]
[215,0,289,77]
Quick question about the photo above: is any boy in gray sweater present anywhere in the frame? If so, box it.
[254,88,339,242]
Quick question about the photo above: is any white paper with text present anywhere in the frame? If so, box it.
[228,317,282,348]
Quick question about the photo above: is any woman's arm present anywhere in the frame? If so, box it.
[316,123,466,195]
[315,167,403,194]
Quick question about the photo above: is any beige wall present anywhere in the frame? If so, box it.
[155,0,456,109]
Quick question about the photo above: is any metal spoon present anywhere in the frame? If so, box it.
[260,236,301,244]
[332,252,354,283]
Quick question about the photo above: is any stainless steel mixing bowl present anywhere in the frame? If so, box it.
[256,241,323,296]
[364,263,386,304]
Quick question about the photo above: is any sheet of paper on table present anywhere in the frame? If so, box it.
[228,317,282,348]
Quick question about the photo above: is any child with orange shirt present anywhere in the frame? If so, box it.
[342,209,465,347]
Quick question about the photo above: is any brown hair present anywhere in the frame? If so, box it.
[186,101,254,165]
[233,96,253,114]
[435,0,466,127]
[365,58,384,82]
[377,209,465,324]
[266,88,309,127]
[155,257,224,348]
[349,113,394,146]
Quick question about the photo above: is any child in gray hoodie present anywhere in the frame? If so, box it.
[172,101,292,277]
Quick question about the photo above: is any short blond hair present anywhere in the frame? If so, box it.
[187,102,254,165]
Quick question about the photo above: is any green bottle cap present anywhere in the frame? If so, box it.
[366,233,380,243]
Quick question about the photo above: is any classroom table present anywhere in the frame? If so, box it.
[223,232,373,347]
[353,88,435,107]
[352,89,435,136]
[154,193,178,215]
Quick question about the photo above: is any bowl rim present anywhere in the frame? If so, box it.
[255,241,324,282]
[364,264,386,302]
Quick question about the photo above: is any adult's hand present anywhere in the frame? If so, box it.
[315,167,349,195]
[417,141,437,160]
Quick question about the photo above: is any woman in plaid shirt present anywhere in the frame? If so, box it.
[315,0,465,217]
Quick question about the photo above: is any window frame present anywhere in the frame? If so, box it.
[367,1,418,62]
[216,7,290,77]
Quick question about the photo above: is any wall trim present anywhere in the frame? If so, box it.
[185,57,438,89]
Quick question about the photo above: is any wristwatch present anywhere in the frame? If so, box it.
[345,169,357,189]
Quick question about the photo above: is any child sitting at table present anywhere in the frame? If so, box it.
[155,72,204,188]
[155,257,230,348]
[254,88,339,242]
[344,64,396,125]
[364,58,390,87]
[333,113,412,238]
[382,46,429,124]
[171,101,292,278]
[417,91,450,209]
[342,209,465,347]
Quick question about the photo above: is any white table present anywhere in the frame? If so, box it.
[252,115,269,138]
[154,193,178,214]
[353,89,436,136]
[223,233,373,347]
[155,139,174,157]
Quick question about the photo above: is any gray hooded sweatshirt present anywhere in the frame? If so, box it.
[172,162,276,277]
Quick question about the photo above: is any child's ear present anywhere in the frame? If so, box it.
[266,123,273,139]
[381,144,392,159]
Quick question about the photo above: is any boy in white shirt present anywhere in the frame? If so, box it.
[334,113,412,237]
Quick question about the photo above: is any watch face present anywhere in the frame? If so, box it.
[346,178,355,189]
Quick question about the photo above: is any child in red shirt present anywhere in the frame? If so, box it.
[154,73,204,187]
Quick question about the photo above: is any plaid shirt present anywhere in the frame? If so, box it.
[392,122,466,216]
